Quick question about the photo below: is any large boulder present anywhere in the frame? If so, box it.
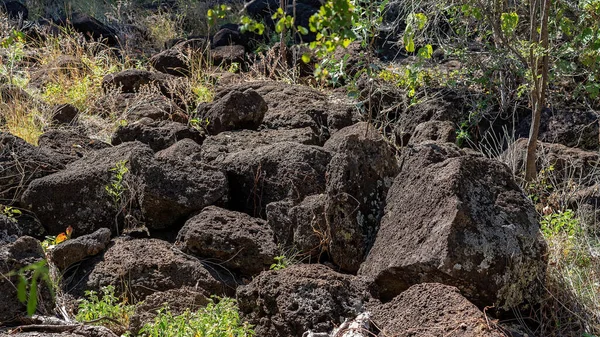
[0,236,52,324]
[237,264,376,337]
[101,69,178,97]
[218,142,331,218]
[1,1,28,20]
[323,122,399,272]
[266,194,327,259]
[215,82,359,133]
[201,127,322,164]
[21,142,150,236]
[370,283,506,337]
[196,88,267,135]
[59,12,119,46]
[0,132,64,203]
[129,287,209,334]
[48,228,111,271]
[111,120,204,152]
[0,211,45,243]
[517,108,599,150]
[66,238,223,300]
[130,150,228,230]
[150,48,189,76]
[38,128,111,165]
[211,45,246,67]
[176,206,277,276]
[358,143,547,309]
[21,142,228,235]
[502,138,600,186]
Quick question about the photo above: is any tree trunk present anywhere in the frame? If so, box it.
[524,0,550,182]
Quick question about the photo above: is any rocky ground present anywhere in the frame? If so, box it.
[1,0,599,336]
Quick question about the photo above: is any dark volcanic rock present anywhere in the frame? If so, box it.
[201,127,321,164]
[102,69,178,97]
[409,120,457,145]
[21,142,150,236]
[111,119,204,152]
[358,142,547,309]
[211,45,246,67]
[48,227,111,271]
[517,108,599,150]
[155,138,202,162]
[1,1,28,20]
[370,283,506,337]
[150,48,189,76]
[218,142,331,218]
[62,12,119,46]
[196,88,267,135]
[0,237,52,324]
[22,142,227,235]
[217,82,359,133]
[237,264,376,337]
[92,92,184,122]
[0,132,64,203]
[0,210,45,242]
[51,103,79,124]
[129,287,209,334]
[38,129,111,165]
[67,238,223,300]
[130,151,228,230]
[176,206,277,276]
[266,194,327,259]
[323,122,399,272]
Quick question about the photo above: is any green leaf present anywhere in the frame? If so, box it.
[17,274,27,303]
[500,12,519,35]
[27,276,38,316]
[297,26,309,35]
[302,53,312,63]
[404,35,415,52]
[342,38,351,48]
[418,44,433,59]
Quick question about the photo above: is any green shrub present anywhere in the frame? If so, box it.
[76,285,134,327]
[139,297,254,337]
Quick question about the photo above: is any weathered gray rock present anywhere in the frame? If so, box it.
[358,142,547,309]
[176,206,277,275]
[49,228,111,271]
[324,122,399,272]
[218,142,331,218]
[237,264,377,337]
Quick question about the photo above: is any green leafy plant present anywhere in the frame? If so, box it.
[5,260,54,316]
[76,285,134,328]
[1,205,22,220]
[270,255,290,271]
[139,297,254,337]
[0,30,27,87]
[541,209,581,239]
[105,160,129,210]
